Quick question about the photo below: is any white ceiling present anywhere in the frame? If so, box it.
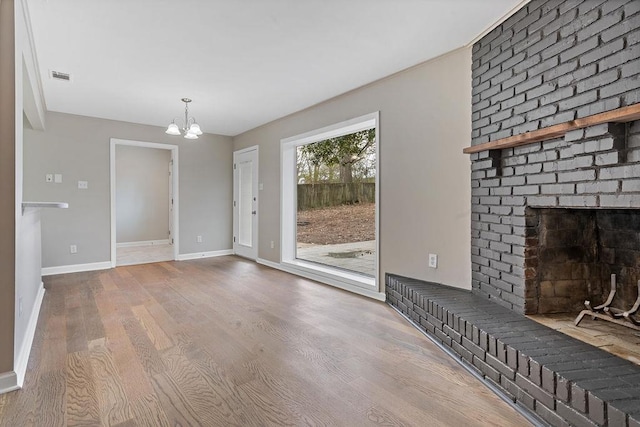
[27,0,523,136]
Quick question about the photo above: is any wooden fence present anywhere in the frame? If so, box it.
[297,183,375,210]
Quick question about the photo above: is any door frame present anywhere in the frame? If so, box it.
[233,145,259,260]
[110,138,179,267]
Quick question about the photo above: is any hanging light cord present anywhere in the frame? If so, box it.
[182,98,192,132]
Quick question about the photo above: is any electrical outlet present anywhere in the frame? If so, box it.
[270,240,274,249]
[70,244,77,254]
[196,235,203,243]
[45,174,53,183]
[428,253,438,268]
[78,180,88,189]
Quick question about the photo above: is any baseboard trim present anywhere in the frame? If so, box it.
[177,250,233,261]
[256,258,385,301]
[42,261,112,276]
[256,258,280,270]
[14,282,45,387]
[116,239,170,248]
[0,371,19,395]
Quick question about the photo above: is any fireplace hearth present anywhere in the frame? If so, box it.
[386,275,640,427]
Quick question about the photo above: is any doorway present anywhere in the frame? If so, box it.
[233,146,259,260]
[110,139,179,267]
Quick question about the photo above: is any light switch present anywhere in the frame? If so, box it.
[259,183,264,191]
[78,180,88,189]
[54,174,63,183]
[429,254,438,269]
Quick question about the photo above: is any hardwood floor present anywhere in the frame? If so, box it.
[0,256,532,426]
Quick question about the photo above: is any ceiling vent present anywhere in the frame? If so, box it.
[50,70,71,81]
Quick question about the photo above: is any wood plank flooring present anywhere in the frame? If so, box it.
[0,256,532,426]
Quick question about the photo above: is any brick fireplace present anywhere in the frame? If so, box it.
[469,0,640,317]
[463,0,640,424]
[387,1,640,426]
[471,121,640,315]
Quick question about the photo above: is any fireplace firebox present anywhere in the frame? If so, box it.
[528,208,640,318]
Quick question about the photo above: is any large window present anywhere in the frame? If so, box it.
[296,129,376,276]
[281,113,379,293]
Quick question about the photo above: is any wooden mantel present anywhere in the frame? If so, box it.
[463,103,640,154]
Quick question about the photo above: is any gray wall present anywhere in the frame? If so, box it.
[24,112,233,268]
[234,48,472,290]
[0,0,17,374]
[116,145,171,244]
[3,0,45,384]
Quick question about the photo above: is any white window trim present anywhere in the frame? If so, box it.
[280,112,380,294]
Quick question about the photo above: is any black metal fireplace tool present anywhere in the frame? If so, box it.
[574,274,640,331]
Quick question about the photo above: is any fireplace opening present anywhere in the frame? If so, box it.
[527,208,640,315]
[526,208,640,364]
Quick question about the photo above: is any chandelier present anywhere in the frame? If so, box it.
[165,98,203,139]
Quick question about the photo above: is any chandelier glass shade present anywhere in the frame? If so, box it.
[166,98,203,139]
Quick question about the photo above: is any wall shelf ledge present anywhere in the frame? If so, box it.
[22,201,69,215]
[463,103,640,155]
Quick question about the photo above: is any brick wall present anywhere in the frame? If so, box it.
[471,0,640,146]
[471,0,640,314]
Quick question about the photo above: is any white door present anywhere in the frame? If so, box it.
[233,147,259,259]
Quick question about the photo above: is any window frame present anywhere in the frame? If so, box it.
[280,112,380,293]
